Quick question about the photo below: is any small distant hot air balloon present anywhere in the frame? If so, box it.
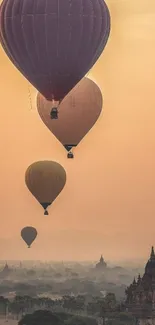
[0,0,110,118]
[21,227,37,248]
[25,161,66,215]
[37,77,103,158]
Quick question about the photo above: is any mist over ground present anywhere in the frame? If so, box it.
[0,258,144,301]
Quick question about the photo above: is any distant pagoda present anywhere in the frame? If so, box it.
[0,262,11,278]
[96,255,107,270]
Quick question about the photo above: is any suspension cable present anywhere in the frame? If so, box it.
[28,82,33,110]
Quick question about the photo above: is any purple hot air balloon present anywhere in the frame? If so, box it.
[0,0,110,103]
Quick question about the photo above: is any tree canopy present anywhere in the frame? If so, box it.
[18,310,98,325]
[65,315,97,325]
[18,310,62,325]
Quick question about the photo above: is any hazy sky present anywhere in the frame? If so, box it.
[0,0,155,262]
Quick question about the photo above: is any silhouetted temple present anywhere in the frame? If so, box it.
[0,262,11,278]
[125,247,155,325]
[96,255,107,270]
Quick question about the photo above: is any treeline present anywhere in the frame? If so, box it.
[18,309,135,325]
[0,293,135,325]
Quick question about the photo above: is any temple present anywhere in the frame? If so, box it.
[95,255,107,270]
[125,247,155,325]
[0,262,11,278]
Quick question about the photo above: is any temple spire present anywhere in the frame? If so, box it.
[150,246,155,259]
[137,274,141,284]
[100,255,104,263]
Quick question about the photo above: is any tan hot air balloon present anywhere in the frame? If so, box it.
[37,77,103,158]
[25,161,67,215]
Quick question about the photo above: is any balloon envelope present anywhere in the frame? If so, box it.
[0,0,110,101]
[21,227,37,248]
[37,77,103,151]
[25,161,66,214]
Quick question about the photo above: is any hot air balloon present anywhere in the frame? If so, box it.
[25,161,66,215]
[0,0,110,118]
[37,77,103,158]
[21,227,37,248]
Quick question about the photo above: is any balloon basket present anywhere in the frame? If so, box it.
[50,108,58,119]
[67,152,74,159]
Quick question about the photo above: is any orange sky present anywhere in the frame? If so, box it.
[0,0,155,262]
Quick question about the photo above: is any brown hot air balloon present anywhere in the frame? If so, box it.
[25,161,66,215]
[37,77,103,158]
[21,227,38,248]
